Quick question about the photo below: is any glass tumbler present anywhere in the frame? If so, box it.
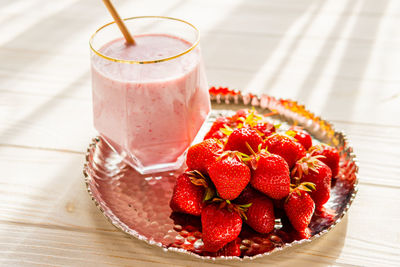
[89,16,210,174]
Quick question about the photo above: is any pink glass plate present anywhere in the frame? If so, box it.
[83,88,359,260]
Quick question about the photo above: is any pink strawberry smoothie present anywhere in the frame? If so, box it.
[91,34,210,173]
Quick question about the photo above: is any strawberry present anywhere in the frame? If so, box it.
[290,227,312,240]
[292,156,332,208]
[204,117,231,140]
[186,139,223,174]
[286,126,312,150]
[245,195,275,234]
[169,173,205,216]
[250,151,290,200]
[231,109,251,123]
[309,144,340,177]
[201,204,242,252]
[263,134,306,169]
[253,122,276,138]
[208,152,251,200]
[205,130,226,141]
[235,186,263,204]
[284,184,315,233]
[216,238,241,257]
[295,228,312,239]
[230,109,267,130]
[224,127,263,155]
[204,238,242,257]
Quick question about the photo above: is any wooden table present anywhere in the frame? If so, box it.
[1,0,399,266]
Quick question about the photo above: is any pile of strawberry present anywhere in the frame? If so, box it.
[169,109,340,257]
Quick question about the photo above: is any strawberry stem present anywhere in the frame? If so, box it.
[186,170,217,202]
[209,197,252,220]
[287,181,316,201]
[285,129,297,138]
[292,154,327,180]
[245,142,257,156]
[220,124,234,136]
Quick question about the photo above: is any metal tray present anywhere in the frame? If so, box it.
[83,88,359,260]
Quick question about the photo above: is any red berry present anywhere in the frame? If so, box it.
[235,186,263,204]
[169,174,205,216]
[208,153,251,200]
[253,122,276,137]
[293,228,312,240]
[231,109,251,122]
[287,126,312,150]
[204,117,230,140]
[292,157,332,208]
[284,189,315,233]
[250,152,290,200]
[186,139,223,174]
[263,134,306,169]
[225,127,263,155]
[245,195,275,234]
[201,204,242,252]
[309,144,340,177]
[205,238,242,257]
[206,130,226,141]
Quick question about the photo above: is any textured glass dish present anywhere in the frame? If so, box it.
[84,88,358,260]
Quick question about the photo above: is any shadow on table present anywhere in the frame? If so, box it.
[200,0,321,94]
[295,0,389,119]
[0,0,104,145]
[0,71,89,145]
[200,0,390,126]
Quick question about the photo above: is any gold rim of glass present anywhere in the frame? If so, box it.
[89,16,200,64]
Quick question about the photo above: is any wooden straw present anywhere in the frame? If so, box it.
[102,0,136,45]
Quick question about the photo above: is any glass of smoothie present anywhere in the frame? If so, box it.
[89,16,210,174]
